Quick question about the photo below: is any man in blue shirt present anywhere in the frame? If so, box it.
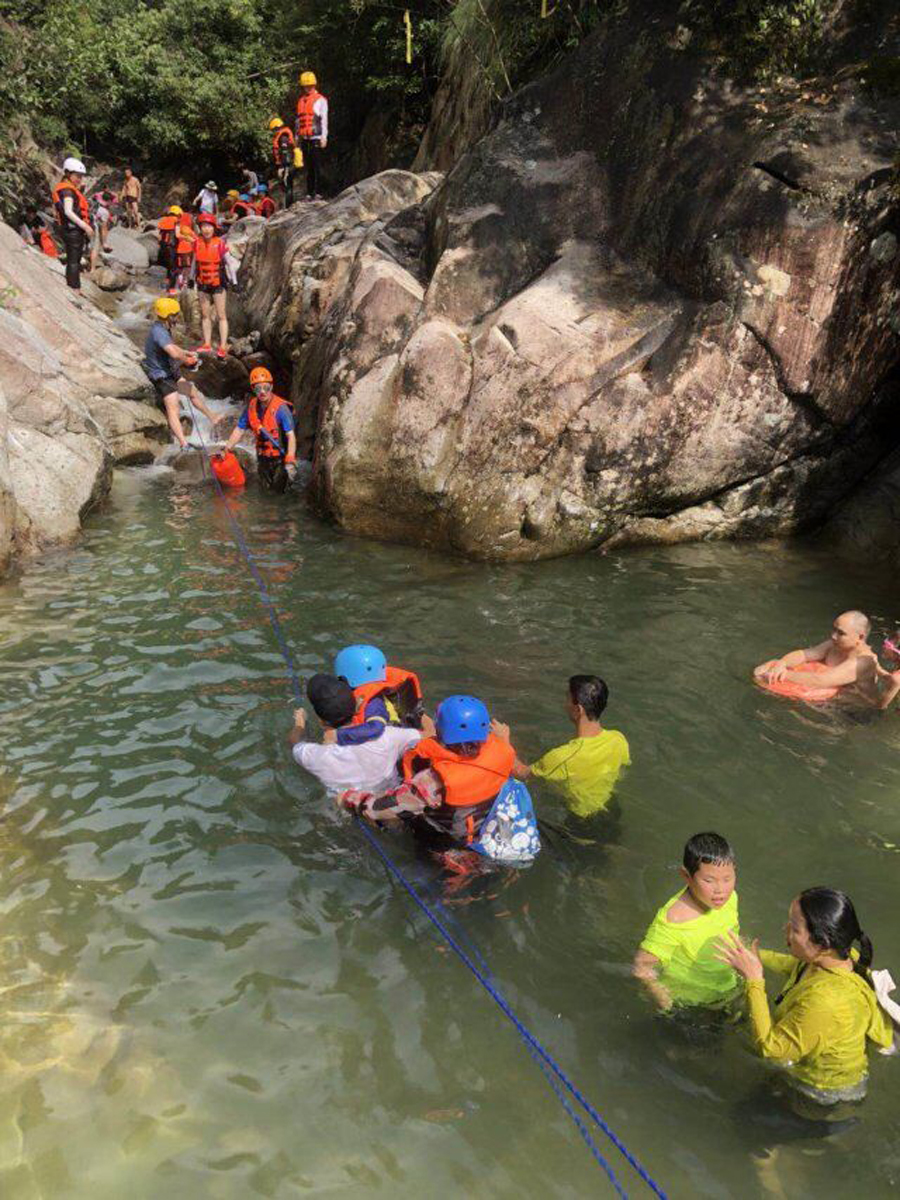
[220,365,297,492]
[142,297,222,448]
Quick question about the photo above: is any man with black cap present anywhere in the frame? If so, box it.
[288,674,429,794]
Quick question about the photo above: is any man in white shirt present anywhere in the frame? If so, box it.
[289,674,429,794]
[192,181,219,214]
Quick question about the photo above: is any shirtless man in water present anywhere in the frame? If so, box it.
[754,611,877,698]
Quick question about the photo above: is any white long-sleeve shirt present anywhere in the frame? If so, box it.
[296,96,328,143]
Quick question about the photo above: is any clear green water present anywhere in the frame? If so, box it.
[1,468,898,1199]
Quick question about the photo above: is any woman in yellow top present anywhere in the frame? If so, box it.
[717,887,894,1102]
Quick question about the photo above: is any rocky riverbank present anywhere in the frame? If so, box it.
[0,222,168,574]
[238,13,900,562]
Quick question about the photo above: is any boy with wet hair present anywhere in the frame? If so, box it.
[498,674,629,817]
[632,832,740,1011]
[288,674,425,795]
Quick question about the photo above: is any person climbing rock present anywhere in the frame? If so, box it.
[192,180,219,215]
[120,166,142,228]
[142,297,222,449]
[295,71,328,200]
[191,214,233,358]
[255,185,276,219]
[156,206,182,292]
[220,366,297,492]
[52,157,92,289]
[240,165,259,195]
[19,206,58,258]
[269,116,296,207]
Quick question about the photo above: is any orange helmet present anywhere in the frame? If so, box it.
[249,366,274,385]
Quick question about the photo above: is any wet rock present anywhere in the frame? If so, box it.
[91,266,129,292]
[134,232,160,264]
[104,226,150,271]
[224,216,266,261]
[255,24,900,560]
[229,331,261,357]
[188,353,249,400]
[0,221,166,572]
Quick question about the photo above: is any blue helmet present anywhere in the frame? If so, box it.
[239,193,250,201]
[257,184,267,193]
[334,644,387,689]
[436,695,490,747]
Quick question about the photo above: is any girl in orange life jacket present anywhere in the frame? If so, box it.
[269,116,297,206]
[156,205,181,284]
[341,695,540,867]
[192,214,230,359]
[173,210,196,291]
[332,644,424,749]
[52,157,92,289]
[220,366,298,493]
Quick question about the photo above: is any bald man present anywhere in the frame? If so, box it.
[754,611,876,695]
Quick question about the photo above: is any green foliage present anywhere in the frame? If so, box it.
[682,0,833,80]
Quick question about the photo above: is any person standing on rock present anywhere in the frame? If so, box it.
[89,190,115,272]
[192,180,219,215]
[52,157,93,289]
[192,214,233,359]
[269,116,297,206]
[121,166,142,228]
[173,209,196,292]
[142,297,222,449]
[156,205,182,293]
[295,71,328,200]
[220,366,297,492]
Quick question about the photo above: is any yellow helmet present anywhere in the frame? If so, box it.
[168,205,183,215]
[154,297,181,320]
[268,116,284,130]
[227,189,240,198]
[299,71,317,86]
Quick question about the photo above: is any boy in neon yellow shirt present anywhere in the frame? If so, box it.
[493,675,629,818]
[633,832,740,1009]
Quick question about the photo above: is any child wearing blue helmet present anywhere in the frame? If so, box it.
[333,644,423,747]
[342,695,540,864]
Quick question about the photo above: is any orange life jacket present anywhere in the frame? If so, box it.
[247,394,290,458]
[402,734,515,808]
[35,226,58,258]
[232,201,252,219]
[175,213,195,256]
[52,181,90,229]
[194,235,224,286]
[257,196,276,219]
[272,126,295,162]
[350,667,423,727]
[296,90,325,139]
[157,213,179,244]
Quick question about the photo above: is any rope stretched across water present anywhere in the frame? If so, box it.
[182,393,667,1197]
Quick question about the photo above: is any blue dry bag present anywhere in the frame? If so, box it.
[470,779,540,865]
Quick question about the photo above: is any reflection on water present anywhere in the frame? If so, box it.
[0,469,899,1198]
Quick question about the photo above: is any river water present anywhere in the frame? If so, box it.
[2,276,899,1197]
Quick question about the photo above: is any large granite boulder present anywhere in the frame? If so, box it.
[104,225,151,271]
[0,225,168,572]
[242,12,900,561]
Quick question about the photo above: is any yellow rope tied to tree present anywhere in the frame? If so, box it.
[404,9,412,64]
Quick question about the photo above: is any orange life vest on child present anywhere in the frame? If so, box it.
[272,126,295,162]
[247,394,290,457]
[175,212,195,256]
[36,226,58,257]
[52,181,91,229]
[401,734,515,808]
[296,90,326,139]
[157,213,179,244]
[350,667,423,727]
[195,235,224,286]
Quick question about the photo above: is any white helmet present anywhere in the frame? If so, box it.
[62,156,87,174]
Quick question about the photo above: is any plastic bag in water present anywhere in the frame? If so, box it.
[471,780,540,865]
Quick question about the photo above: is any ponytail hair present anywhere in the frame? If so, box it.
[798,887,874,985]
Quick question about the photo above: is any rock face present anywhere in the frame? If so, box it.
[243,13,900,561]
[104,226,151,271]
[821,450,900,565]
[0,223,168,573]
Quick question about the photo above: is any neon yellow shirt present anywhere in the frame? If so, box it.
[531,730,630,817]
[640,889,740,1006]
[746,950,894,1092]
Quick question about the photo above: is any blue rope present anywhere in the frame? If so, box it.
[181,391,667,1198]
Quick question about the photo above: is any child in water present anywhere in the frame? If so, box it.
[632,832,740,1011]
[496,675,629,818]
